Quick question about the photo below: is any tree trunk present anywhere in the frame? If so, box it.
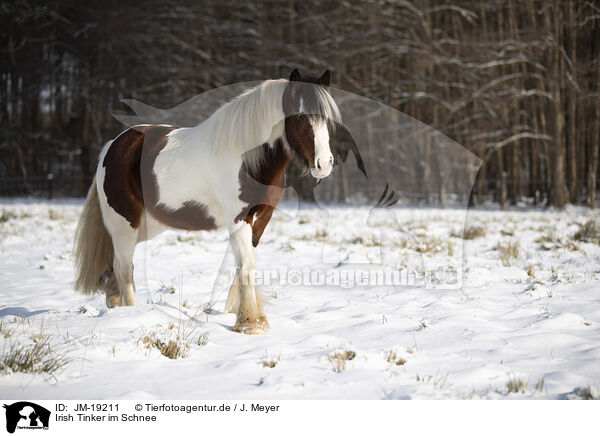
[587,105,599,207]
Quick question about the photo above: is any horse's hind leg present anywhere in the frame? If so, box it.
[112,233,137,306]
[101,210,138,307]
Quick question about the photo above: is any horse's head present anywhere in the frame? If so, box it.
[283,68,340,180]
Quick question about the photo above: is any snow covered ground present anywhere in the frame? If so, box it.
[1,198,599,399]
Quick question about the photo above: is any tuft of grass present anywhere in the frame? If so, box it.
[535,233,559,249]
[157,282,176,294]
[447,241,455,256]
[506,376,527,393]
[497,241,520,266]
[0,209,32,223]
[197,332,209,346]
[416,373,451,390]
[48,209,63,220]
[0,210,17,223]
[462,225,486,240]
[138,313,208,359]
[297,229,328,242]
[0,321,16,339]
[329,350,356,373]
[393,234,452,255]
[535,377,545,392]
[573,220,600,244]
[262,355,280,368]
[571,385,599,400]
[386,351,406,366]
[139,334,188,359]
[0,336,69,375]
[347,234,381,247]
[413,236,449,255]
[315,229,328,240]
[298,216,310,225]
[177,233,204,244]
[526,264,536,278]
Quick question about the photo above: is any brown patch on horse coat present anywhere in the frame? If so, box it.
[103,125,217,231]
[282,82,316,169]
[237,139,290,246]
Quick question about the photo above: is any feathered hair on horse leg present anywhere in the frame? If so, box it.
[225,275,241,314]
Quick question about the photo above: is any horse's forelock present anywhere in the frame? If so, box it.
[296,83,340,131]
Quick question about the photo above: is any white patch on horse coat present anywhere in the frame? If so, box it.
[152,127,224,222]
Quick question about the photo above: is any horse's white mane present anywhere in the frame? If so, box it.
[189,78,340,173]
[210,79,286,172]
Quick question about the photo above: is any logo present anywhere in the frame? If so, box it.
[2,402,50,434]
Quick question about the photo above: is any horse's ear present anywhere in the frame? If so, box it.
[290,68,302,82]
[318,70,331,87]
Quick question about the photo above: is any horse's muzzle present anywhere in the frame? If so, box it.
[310,167,332,179]
[310,154,334,179]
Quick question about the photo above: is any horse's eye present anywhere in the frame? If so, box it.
[296,113,302,119]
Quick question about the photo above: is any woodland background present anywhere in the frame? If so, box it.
[1,0,599,208]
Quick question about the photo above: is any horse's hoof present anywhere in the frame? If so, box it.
[232,314,269,335]
[233,324,266,335]
[106,293,122,308]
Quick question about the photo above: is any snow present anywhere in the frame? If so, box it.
[1,198,599,399]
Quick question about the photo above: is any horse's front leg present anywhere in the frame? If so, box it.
[228,221,269,334]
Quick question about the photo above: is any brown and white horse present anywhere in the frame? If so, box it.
[73,69,340,334]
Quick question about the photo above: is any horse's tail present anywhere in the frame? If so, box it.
[74,180,115,295]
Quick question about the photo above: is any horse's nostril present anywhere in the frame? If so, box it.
[317,159,322,170]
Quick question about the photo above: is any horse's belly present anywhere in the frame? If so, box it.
[137,202,223,242]
[146,193,223,232]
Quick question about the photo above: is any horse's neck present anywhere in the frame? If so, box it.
[243,139,291,187]
[207,80,286,158]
